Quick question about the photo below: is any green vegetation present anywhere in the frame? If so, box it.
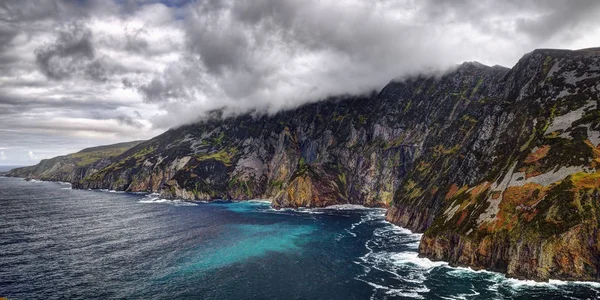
[460,114,477,124]
[358,115,367,125]
[542,55,553,75]
[470,78,484,98]
[403,100,412,112]
[195,148,238,166]
[70,142,143,167]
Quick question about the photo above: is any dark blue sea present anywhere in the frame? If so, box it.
[1,176,599,299]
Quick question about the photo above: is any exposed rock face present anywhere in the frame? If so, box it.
[7,141,143,182]
[69,59,506,209]
[388,48,600,281]
[12,47,600,282]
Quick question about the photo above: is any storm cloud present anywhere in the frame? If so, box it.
[1,0,600,165]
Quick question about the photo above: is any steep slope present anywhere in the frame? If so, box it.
[8,141,144,182]
[73,62,508,208]
[387,48,600,281]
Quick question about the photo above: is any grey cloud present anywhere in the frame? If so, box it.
[0,0,86,23]
[417,0,600,42]
[34,22,129,82]
[515,1,600,43]
[114,115,144,128]
[0,26,19,52]
[0,92,130,111]
[122,78,135,88]
[35,22,96,80]
[124,27,150,53]
[138,55,214,102]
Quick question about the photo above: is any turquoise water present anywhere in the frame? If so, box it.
[172,222,316,275]
[2,177,600,299]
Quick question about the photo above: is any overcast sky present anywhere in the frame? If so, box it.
[1,0,600,165]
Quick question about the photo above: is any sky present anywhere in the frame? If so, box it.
[1,0,600,166]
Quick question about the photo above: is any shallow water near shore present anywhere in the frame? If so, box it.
[1,176,599,299]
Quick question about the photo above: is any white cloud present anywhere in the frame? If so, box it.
[0,151,7,160]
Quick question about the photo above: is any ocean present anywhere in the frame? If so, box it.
[1,176,599,299]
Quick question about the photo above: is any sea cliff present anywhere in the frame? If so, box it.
[11,47,600,282]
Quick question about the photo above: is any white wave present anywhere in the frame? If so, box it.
[61,187,72,190]
[440,293,480,300]
[445,264,600,292]
[98,189,125,194]
[266,207,328,215]
[345,228,357,237]
[247,199,272,204]
[139,196,198,206]
[296,208,325,214]
[358,278,427,299]
[566,280,600,288]
[349,209,387,233]
[323,204,373,210]
[447,266,499,278]
[390,252,448,270]
[501,277,562,289]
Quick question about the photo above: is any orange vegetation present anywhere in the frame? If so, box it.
[482,183,546,232]
[524,145,550,164]
[584,140,600,168]
[430,186,439,196]
[571,172,600,190]
[445,184,459,200]
[445,184,469,200]
[457,210,468,226]
[470,182,490,197]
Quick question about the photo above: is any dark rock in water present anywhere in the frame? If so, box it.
[14,47,600,282]
[24,177,32,181]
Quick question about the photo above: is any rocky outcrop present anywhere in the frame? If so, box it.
[7,141,143,182]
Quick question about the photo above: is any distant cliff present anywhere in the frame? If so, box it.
[7,141,143,182]
[13,47,600,282]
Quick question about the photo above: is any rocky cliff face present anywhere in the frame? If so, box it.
[13,47,600,282]
[388,48,600,281]
[71,60,507,209]
[7,141,143,182]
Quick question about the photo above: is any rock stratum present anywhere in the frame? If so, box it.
[9,47,600,282]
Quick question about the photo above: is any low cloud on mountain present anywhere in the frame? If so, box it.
[1,0,600,164]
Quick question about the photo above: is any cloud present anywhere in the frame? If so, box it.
[138,0,600,126]
[0,151,6,160]
[27,150,37,160]
[34,22,116,82]
[1,0,600,164]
